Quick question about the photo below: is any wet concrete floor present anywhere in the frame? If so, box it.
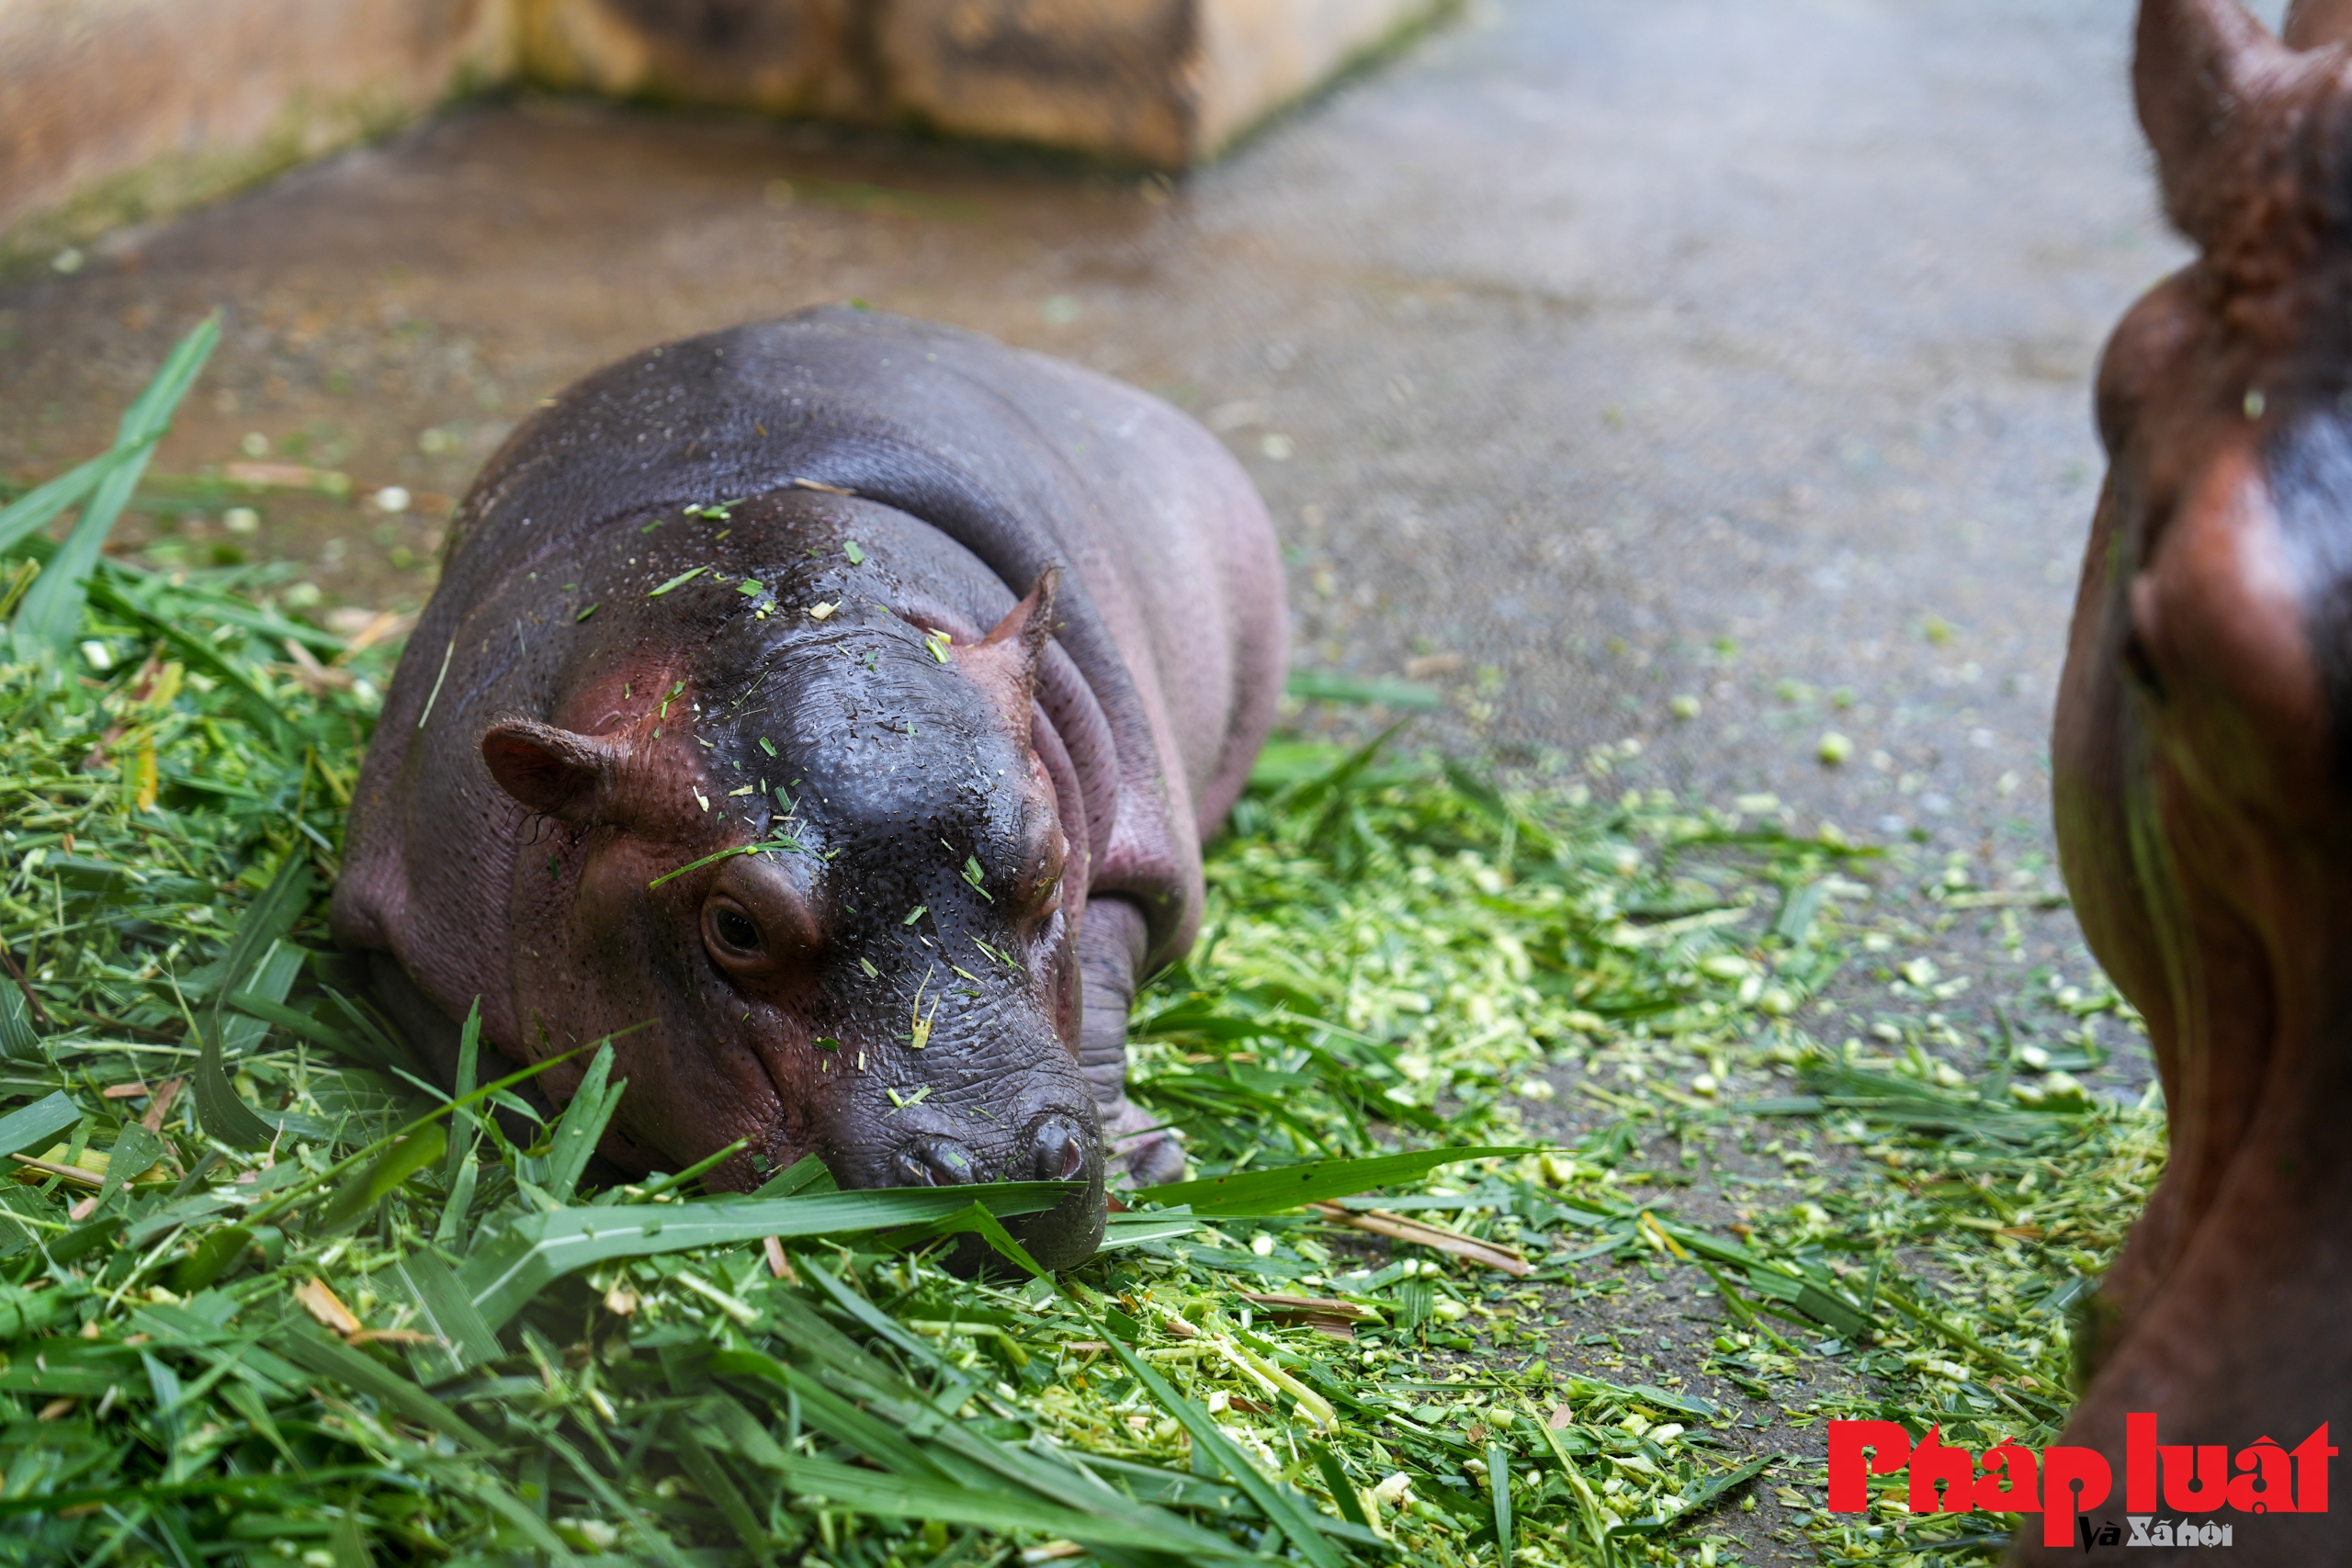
[0,0,2223,881]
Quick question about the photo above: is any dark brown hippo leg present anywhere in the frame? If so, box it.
[1075,897,1182,1186]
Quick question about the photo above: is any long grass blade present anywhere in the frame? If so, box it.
[1136,1145,1530,1215]
[538,1042,620,1204]
[0,1092,83,1158]
[10,315,218,661]
[461,1183,1072,1330]
[0,451,107,558]
[766,1451,1262,1558]
[194,853,310,1147]
[1095,1320,1347,1568]
[274,1320,494,1450]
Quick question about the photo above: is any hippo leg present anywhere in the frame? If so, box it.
[1077,897,1184,1187]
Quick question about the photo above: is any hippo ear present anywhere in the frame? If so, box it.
[2285,0,2352,49]
[482,719,618,821]
[956,567,1059,735]
[2136,0,2287,244]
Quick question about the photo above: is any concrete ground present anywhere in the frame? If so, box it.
[0,0,2223,870]
[0,0,2241,1559]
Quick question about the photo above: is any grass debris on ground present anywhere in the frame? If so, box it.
[0,324,2162,1566]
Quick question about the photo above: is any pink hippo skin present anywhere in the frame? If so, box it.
[331,308,1284,1268]
[2029,2,2352,1561]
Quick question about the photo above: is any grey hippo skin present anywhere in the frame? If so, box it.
[330,306,1285,1269]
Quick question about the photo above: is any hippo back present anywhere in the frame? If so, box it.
[340,308,1284,994]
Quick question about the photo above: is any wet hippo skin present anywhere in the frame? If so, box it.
[331,306,1285,1269]
[2032,2,2352,1561]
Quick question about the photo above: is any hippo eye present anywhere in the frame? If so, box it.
[701,862,823,983]
[704,897,764,962]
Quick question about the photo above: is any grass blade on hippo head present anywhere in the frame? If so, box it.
[1133,1145,1532,1216]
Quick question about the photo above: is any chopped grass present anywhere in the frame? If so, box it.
[0,327,2162,1566]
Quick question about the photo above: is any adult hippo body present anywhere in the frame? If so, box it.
[332,307,1285,1269]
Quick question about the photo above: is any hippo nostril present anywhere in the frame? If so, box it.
[894,1135,979,1187]
[1028,1114,1091,1183]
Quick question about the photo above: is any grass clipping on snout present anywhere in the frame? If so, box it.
[0,331,2162,1567]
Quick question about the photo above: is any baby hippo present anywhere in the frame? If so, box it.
[331,307,1285,1268]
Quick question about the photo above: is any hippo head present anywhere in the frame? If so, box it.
[2034,4,2352,1544]
[476,502,1103,1269]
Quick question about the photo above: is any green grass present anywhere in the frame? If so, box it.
[0,324,2163,1567]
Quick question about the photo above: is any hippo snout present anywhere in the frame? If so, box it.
[1025,1114,1092,1183]
[894,1135,983,1187]
[881,1110,1106,1272]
